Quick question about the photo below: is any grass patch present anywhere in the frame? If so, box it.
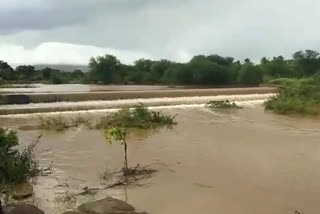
[268,77,314,88]
[205,100,242,110]
[265,74,320,115]
[0,128,40,185]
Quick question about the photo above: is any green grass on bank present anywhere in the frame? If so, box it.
[265,74,320,115]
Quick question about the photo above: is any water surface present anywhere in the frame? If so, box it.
[1,102,320,214]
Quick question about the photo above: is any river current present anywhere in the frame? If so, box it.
[1,95,320,214]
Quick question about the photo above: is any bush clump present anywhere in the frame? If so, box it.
[96,105,177,129]
[265,74,320,115]
[0,128,39,185]
[205,100,242,110]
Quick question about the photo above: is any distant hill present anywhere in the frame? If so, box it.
[33,64,89,72]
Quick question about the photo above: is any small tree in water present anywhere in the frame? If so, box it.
[102,105,176,181]
[104,126,129,174]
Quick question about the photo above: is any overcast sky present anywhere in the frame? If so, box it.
[0,0,320,65]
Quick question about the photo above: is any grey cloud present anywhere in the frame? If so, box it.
[1,0,320,64]
[0,0,146,33]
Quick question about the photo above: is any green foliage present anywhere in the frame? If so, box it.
[293,50,320,76]
[37,107,175,132]
[39,115,90,131]
[0,62,85,84]
[0,60,16,80]
[265,94,319,115]
[15,65,36,81]
[102,106,176,175]
[260,56,296,78]
[205,100,242,110]
[104,126,127,145]
[150,60,172,83]
[265,75,320,115]
[89,55,121,84]
[238,62,263,85]
[50,74,65,84]
[0,128,39,185]
[268,78,302,88]
[2,48,320,85]
[96,105,177,129]
[104,126,129,173]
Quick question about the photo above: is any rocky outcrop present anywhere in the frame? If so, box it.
[12,183,33,200]
[77,197,150,214]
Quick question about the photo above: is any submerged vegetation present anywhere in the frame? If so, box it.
[96,105,177,129]
[39,115,90,131]
[38,105,177,131]
[265,74,320,115]
[0,128,39,185]
[205,100,242,110]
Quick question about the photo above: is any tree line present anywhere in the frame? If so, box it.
[0,61,85,84]
[1,49,320,85]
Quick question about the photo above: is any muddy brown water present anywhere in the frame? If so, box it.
[0,86,277,106]
[1,102,320,214]
[0,84,172,94]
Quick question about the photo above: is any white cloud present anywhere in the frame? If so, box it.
[0,42,153,65]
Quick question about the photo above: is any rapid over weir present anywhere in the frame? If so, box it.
[0,87,277,115]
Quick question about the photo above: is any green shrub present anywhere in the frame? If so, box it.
[238,63,263,86]
[265,76,320,115]
[205,100,242,110]
[96,105,177,129]
[0,128,39,185]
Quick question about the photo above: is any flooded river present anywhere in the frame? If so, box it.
[1,98,320,214]
[0,84,173,94]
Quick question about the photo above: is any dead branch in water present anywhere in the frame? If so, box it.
[102,164,158,189]
[76,187,101,196]
[40,161,53,176]
[50,161,165,201]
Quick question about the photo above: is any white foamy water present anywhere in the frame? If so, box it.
[0,93,275,117]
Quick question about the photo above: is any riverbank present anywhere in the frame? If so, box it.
[265,76,320,115]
